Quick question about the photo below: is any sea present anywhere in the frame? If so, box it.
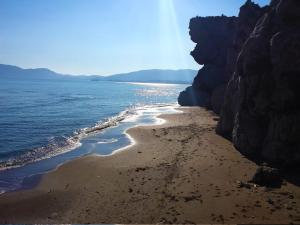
[0,77,188,193]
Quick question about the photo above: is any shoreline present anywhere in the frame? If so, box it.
[0,107,299,223]
[107,108,180,157]
[0,104,180,194]
[0,103,176,172]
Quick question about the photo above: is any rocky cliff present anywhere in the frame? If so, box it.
[218,0,300,167]
[178,15,237,112]
[179,0,266,114]
[179,0,300,167]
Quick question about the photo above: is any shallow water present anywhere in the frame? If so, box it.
[0,77,187,192]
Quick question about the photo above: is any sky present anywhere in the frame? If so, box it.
[0,0,270,76]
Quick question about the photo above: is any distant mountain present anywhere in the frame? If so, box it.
[94,69,197,84]
[0,64,197,84]
[0,64,73,80]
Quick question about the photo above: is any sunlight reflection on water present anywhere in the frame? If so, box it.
[137,88,177,97]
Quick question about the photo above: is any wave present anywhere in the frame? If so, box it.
[0,103,176,171]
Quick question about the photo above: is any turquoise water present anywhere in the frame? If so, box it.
[0,77,187,192]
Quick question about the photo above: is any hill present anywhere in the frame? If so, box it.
[0,64,196,84]
[0,64,72,80]
[95,69,197,84]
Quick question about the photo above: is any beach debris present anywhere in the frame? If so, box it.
[250,166,283,188]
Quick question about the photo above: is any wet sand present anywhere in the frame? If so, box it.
[0,107,299,224]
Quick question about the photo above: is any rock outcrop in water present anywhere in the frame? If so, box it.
[179,0,300,167]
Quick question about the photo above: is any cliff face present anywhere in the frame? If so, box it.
[178,16,237,112]
[179,0,300,167]
[218,0,300,167]
[179,1,266,114]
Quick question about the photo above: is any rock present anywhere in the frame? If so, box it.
[180,0,300,167]
[250,166,283,188]
[277,0,300,22]
[178,15,237,111]
[211,85,227,114]
[237,180,253,189]
[217,0,268,137]
[179,1,266,115]
[178,86,210,107]
[218,0,300,166]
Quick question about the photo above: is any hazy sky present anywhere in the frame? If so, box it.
[0,0,269,75]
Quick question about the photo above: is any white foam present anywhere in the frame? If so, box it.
[97,138,118,144]
[108,104,182,156]
[0,103,179,171]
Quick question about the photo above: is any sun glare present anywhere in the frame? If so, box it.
[158,0,195,82]
[158,0,189,68]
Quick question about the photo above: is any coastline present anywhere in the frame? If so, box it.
[0,104,179,193]
[107,107,174,156]
[0,107,299,223]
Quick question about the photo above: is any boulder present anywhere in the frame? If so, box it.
[250,166,283,188]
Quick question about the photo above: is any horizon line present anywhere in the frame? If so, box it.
[0,63,199,77]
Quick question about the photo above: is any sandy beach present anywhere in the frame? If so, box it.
[0,107,299,224]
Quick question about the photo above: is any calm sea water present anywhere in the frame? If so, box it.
[0,77,187,192]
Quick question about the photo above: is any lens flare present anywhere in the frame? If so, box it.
[158,0,190,71]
